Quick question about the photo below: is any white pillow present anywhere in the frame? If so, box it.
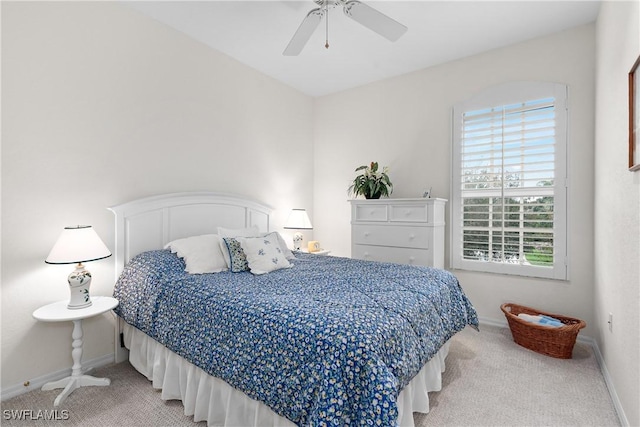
[164,234,227,274]
[238,232,292,275]
[265,232,296,261]
[217,225,261,268]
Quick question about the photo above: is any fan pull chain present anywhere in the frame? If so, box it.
[325,2,329,49]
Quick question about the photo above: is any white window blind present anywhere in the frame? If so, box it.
[451,82,568,280]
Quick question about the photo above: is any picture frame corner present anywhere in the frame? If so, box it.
[629,54,640,171]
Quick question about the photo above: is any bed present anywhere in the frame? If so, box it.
[109,192,478,427]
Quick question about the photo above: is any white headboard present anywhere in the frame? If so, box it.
[108,192,272,281]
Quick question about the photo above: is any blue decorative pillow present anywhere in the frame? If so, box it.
[222,237,249,273]
[217,225,261,268]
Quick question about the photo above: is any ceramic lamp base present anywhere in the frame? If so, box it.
[292,232,303,251]
[67,263,92,310]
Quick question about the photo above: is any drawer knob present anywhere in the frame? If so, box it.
[364,231,370,237]
[405,210,411,216]
[409,234,415,240]
[363,252,370,258]
[409,256,415,264]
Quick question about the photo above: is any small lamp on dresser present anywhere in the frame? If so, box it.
[283,209,313,251]
[45,225,112,309]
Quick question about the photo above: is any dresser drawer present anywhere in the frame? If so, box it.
[352,245,431,266]
[352,224,430,249]
[389,204,428,222]
[353,205,388,222]
[350,199,447,269]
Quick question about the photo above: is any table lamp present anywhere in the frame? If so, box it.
[283,209,313,250]
[45,225,112,309]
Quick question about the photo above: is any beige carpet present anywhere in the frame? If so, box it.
[1,325,620,426]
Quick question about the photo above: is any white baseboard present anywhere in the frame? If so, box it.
[1,353,115,402]
[585,336,630,427]
[478,317,628,426]
[478,315,508,329]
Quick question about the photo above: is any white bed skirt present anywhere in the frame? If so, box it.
[123,323,449,427]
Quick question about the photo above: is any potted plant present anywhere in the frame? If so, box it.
[348,161,393,199]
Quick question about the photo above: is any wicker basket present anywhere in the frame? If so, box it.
[500,303,586,359]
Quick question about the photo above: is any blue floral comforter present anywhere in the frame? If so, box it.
[114,250,478,426]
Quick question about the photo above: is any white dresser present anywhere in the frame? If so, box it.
[350,198,447,268]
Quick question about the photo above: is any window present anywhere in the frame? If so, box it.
[451,82,568,280]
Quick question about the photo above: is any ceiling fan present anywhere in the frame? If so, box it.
[283,0,408,56]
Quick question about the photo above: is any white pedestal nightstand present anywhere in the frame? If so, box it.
[32,296,119,407]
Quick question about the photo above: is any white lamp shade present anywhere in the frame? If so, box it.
[284,209,313,230]
[45,225,112,265]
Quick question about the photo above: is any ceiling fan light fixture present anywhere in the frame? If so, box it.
[283,0,408,56]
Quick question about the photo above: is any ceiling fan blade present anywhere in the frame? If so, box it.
[283,8,324,56]
[343,1,407,42]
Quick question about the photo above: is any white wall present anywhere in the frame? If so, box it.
[313,24,596,330]
[594,1,640,426]
[1,2,314,391]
